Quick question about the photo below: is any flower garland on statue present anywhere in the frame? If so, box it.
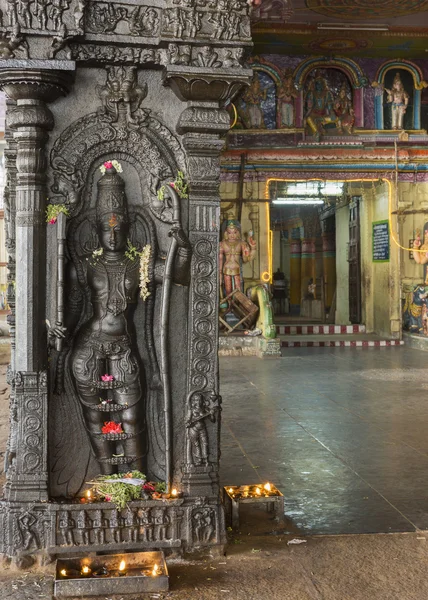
[46,203,70,224]
[99,159,123,174]
[124,239,151,301]
[157,171,188,201]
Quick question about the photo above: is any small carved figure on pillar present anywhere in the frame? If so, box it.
[240,74,267,129]
[58,510,75,546]
[17,512,40,551]
[385,72,409,130]
[219,219,256,297]
[186,392,216,467]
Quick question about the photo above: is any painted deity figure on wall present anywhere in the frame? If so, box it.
[277,70,297,128]
[334,82,355,135]
[304,75,340,139]
[412,227,428,283]
[240,73,267,129]
[385,72,409,130]
[403,284,428,335]
[219,219,256,298]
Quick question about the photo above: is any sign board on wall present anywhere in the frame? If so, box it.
[372,220,390,262]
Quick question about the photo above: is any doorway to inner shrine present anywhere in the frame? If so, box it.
[269,179,398,336]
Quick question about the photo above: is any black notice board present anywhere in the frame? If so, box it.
[372,220,390,263]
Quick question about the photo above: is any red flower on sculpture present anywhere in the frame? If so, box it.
[143,482,156,492]
[104,161,113,170]
[105,495,112,502]
[101,421,123,434]
[101,374,114,382]
[49,218,57,225]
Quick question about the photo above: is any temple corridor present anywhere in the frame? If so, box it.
[220,348,428,536]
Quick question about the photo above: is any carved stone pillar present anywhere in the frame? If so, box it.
[0,63,74,502]
[166,68,250,502]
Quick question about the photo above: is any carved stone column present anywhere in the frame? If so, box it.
[0,62,74,502]
[166,68,251,500]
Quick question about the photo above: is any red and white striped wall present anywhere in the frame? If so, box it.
[276,324,366,335]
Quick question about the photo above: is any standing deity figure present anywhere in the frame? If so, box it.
[57,165,145,474]
[240,74,267,129]
[277,70,297,128]
[304,75,340,139]
[186,393,216,467]
[385,72,409,130]
[412,227,428,282]
[334,82,355,135]
[219,219,256,297]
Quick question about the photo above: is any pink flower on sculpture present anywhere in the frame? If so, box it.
[101,374,114,382]
[105,495,112,502]
[49,218,57,225]
[101,421,123,434]
[104,161,113,170]
[143,482,156,492]
[170,182,176,188]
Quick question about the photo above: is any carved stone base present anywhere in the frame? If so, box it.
[0,496,226,560]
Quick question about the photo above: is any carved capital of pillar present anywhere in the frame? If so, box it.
[164,65,251,105]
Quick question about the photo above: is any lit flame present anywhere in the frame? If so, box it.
[171,488,178,496]
[81,566,91,575]
[264,483,272,492]
[255,487,261,495]
[86,490,92,499]
[119,560,126,572]
[60,569,67,577]
[152,564,159,576]
[228,487,233,493]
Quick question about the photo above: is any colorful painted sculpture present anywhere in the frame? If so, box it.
[277,70,297,128]
[334,82,355,134]
[240,73,267,129]
[219,220,256,297]
[304,75,340,139]
[412,227,428,282]
[385,72,409,130]
[403,284,427,334]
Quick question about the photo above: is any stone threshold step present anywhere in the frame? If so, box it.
[276,324,366,335]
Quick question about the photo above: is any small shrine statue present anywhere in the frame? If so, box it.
[277,70,297,128]
[219,219,256,298]
[385,72,409,130]
[334,83,355,135]
[240,73,267,129]
[412,227,428,280]
[403,284,428,335]
[304,75,340,139]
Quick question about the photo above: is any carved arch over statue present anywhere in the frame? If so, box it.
[293,57,369,128]
[372,60,428,130]
[48,108,188,496]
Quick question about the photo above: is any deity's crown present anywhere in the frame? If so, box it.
[96,166,129,222]
[226,219,240,230]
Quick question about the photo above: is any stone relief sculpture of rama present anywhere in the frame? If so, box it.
[49,160,192,487]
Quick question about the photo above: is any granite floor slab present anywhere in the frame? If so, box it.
[220,346,428,535]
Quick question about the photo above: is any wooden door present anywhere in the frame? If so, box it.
[348,197,362,324]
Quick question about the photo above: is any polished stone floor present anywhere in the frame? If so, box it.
[220,347,428,535]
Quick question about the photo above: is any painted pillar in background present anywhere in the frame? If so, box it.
[300,238,316,299]
[289,239,301,312]
[322,231,336,309]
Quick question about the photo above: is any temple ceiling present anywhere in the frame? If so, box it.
[253,0,428,58]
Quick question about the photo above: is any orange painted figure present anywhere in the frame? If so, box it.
[219,220,256,297]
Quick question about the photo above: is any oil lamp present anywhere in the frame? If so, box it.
[118,560,127,576]
[60,569,67,578]
[152,563,159,577]
[81,565,91,577]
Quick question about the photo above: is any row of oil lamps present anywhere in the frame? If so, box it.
[60,560,162,579]
[226,482,279,499]
[80,488,182,504]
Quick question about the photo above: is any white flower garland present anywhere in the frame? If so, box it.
[139,244,151,301]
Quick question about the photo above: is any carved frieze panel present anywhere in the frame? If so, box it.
[85,1,161,38]
[55,505,184,548]
[0,0,85,35]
